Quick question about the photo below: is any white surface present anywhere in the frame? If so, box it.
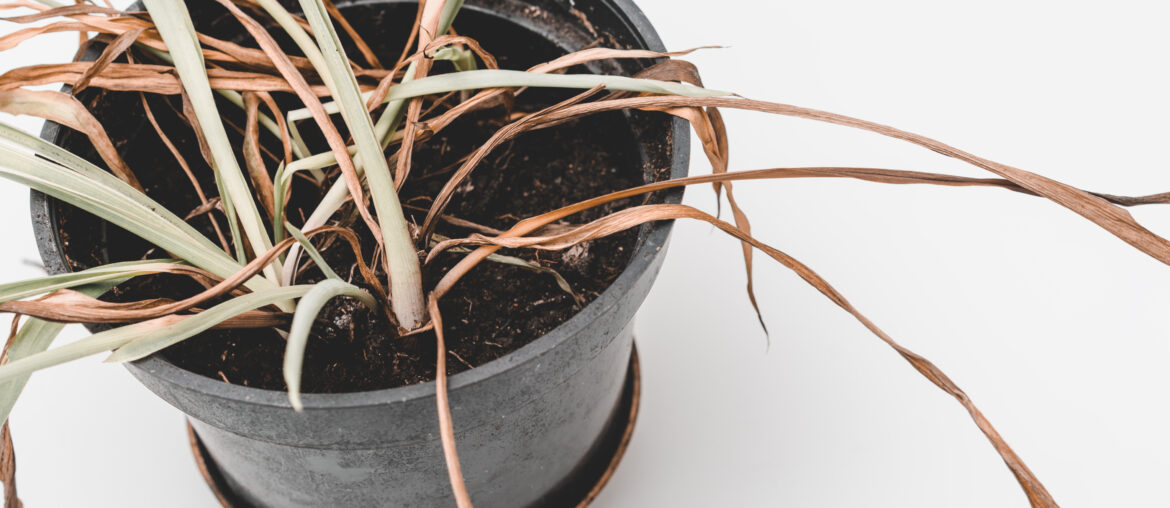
[1,0,1169,506]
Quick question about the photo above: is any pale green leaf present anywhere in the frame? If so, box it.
[289,69,730,122]
[0,141,273,293]
[284,222,341,282]
[296,0,426,328]
[0,281,120,425]
[0,259,182,304]
[77,286,312,368]
[283,279,376,411]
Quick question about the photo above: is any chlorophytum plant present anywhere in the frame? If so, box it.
[1,0,1169,506]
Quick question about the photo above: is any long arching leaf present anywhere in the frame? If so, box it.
[282,279,376,411]
[0,260,181,304]
[52,285,313,369]
[0,142,272,291]
[0,280,121,426]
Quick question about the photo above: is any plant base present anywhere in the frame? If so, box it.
[187,346,642,507]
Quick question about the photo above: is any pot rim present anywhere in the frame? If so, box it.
[30,0,687,411]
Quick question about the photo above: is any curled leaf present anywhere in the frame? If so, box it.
[242,92,277,219]
[71,26,144,94]
[284,222,342,283]
[283,279,376,411]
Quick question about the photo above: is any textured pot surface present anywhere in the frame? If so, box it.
[31,0,688,506]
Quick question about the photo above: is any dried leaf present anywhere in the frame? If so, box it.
[0,62,341,95]
[425,34,499,70]
[420,85,607,241]
[652,102,765,334]
[322,0,381,68]
[71,26,143,94]
[0,6,364,78]
[242,92,277,219]
[518,94,1170,267]
[427,295,472,508]
[430,233,582,305]
[529,46,718,75]
[383,33,498,188]
[437,202,1059,507]
[392,0,424,69]
[139,92,231,252]
[0,4,126,23]
[0,423,16,508]
[253,91,293,163]
[0,218,390,328]
[392,0,450,188]
[0,88,141,190]
[428,157,1168,505]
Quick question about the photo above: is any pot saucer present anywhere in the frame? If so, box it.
[187,345,642,507]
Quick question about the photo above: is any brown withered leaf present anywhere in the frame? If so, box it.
[242,92,277,219]
[392,0,451,188]
[0,423,17,508]
[426,296,472,508]
[0,62,341,95]
[392,0,425,69]
[71,26,143,94]
[184,197,223,220]
[139,92,231,253]
[322,0,382,68]
[428,165,1169,267]
[517,95,1170,268]
[364,50,422,111]
[0,4,128,23]
[419,85,607,241]
[426,154,1170,505]
[0,16,182,59]
[430,164,1169,286]
[649,100,766,334]
[253,91,293,164]
[281,225,390,311]
[0,6,363,78]
[425,34,500,70]
[177,87,218,192]
[383,33,498,187]
[0,21,94,52]
[0,309,18,508]
[0,88,142,190]
[210,309,290,329]
[529,46,717,74]
[434,201,1061,507]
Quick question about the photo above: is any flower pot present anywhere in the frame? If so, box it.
[30,0,688,506]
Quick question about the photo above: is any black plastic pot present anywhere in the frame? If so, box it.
[31,0,688,506]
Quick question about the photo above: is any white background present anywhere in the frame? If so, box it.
[2,0,1169,506]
